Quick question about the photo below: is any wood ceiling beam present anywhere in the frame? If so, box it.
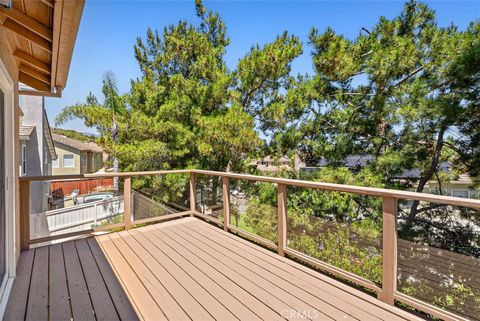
[19,64,50,84]
[0,7,53,41]
[39,0,55,9]
[18,88,62,98]
[13,49,51,74]
[2,19,52,52]
[19,71,51,92]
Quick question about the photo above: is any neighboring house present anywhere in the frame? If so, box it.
[251,156,292,173]
[299,154,376,173]
[299,154,479,199]
[52,134,104,175]
[19,95,56,214]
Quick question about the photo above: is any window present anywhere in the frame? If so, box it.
[52,158,59,168]
[63,154,75,168]
[452,189,469,198]
[21,145,26,176]
[44,147,48,164]
[430,188,447,195]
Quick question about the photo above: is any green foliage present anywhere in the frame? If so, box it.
[273,0,480,200]
[197,105,261,171]
[237,169,383,283]
[243,197,277,242]
[126,0,262,173]
[399,278,480,319]
[288,222,383,284]
[51,128,96,143]
[55,72,126,140]
[133,173,190,207]
[237,32,302,134]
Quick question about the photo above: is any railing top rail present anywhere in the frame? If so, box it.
[19,168,480,209]
[19,169,191,182]
[191,170,480,209]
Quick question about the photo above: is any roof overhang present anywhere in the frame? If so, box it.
[19,125,35,140]
[43,109,57,160]
[0,0,84,97]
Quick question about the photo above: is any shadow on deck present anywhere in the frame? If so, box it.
[4,217,423,321]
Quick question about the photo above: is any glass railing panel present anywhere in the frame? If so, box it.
[30,177,123,241]
[286,186,383,286]
[228,178,277,243]
[195,174,224,226]
[397,200,480,320]
[132,173,190,221]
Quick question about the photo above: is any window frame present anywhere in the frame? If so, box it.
[63,154,75,168]
[452,189,470,199]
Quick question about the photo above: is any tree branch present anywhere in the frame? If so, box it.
[391,66,424,88]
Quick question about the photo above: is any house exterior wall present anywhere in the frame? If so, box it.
[0,23,22,311]
[52,144,104,176]
[19,96,52,214]
[52,145,82,175]
[87,152,103,173]
[427,181,479,199]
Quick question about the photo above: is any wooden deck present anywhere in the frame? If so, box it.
[4,217,423,321]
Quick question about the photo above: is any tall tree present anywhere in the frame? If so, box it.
[55,71,126,193]
[237,32,302,136]
[274,1,480,232]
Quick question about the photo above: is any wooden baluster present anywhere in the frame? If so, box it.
[190,172,196,216]
[378,196,398,305]
[277,183,287,256]
[222,176,230,231]
[124,177,132,230]
[20,180,31,251]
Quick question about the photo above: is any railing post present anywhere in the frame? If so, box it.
[123,177,132,230]
[223,176,230,231]
[190,172,196,216]
[277,183,287,256]
[20,180,30,251]
[379,196,398,305]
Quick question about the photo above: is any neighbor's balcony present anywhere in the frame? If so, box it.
[8,170,480,321]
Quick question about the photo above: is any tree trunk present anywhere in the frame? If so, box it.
[113,157,119,194]
[111,116,119,194]
[405,127,446,228]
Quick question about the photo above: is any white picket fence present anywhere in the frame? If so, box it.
[30,196,124,240]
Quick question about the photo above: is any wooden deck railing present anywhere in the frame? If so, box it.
[19,169,192,249]
[19,169,480,321]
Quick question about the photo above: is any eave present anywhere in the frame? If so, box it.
[0,0,84,97]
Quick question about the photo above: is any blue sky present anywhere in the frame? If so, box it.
[46,0,480,134]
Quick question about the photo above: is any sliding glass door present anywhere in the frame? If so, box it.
[0,89,5,285]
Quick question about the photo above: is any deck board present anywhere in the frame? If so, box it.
[25,246,48,321]
[4,238,136,321]
[75,239,120,321]
[4,249,34,321]
[169,223,353,321]
[97,234,167,321]
[143,226,285,321]
[86,238,139,321]
[63,241,96,321]
[130,228,260,321]
[5,217,425,321]
[122,229,236,321]
[179,220,388,320]
[186,218,419,321]
[49,244,71,321]
[108,232,191,321]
